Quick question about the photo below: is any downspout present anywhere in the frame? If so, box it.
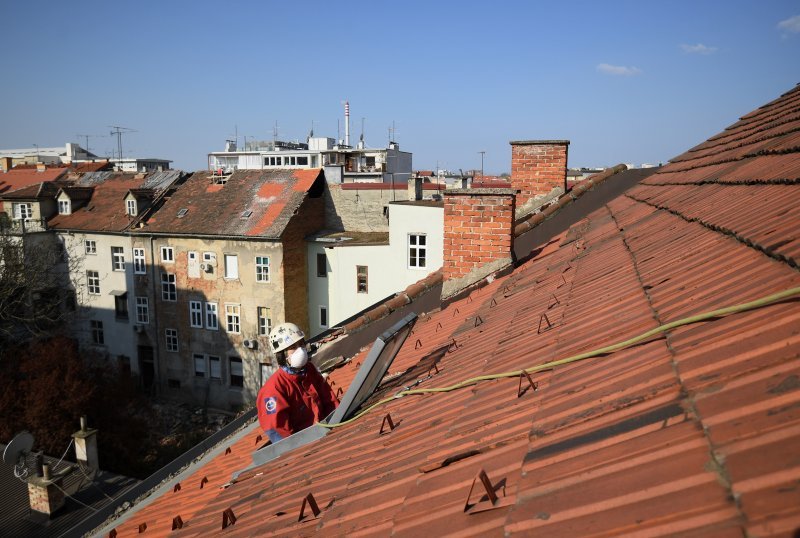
[148,235,161,394]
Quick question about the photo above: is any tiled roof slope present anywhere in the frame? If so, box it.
[47,173,156,233]
[105,85,800,537]
[143,169,324,238]
[0,166,67,194]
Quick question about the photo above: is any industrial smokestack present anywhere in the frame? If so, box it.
[345,101,350,147]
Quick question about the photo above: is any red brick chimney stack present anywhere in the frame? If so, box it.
[442,188,515,298]
[510,140,569,209]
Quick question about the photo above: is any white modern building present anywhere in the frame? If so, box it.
[306,200,443,336]
[0,143,96,166]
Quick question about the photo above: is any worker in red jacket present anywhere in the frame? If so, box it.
[257,322,338,443]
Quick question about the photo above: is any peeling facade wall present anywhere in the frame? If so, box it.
[324,184,404,232]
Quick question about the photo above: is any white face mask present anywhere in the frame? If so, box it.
[287,347,308,369]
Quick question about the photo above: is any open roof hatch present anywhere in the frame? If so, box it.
[234,312,417,478]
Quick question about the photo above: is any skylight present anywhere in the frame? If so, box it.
[177,208,188,218]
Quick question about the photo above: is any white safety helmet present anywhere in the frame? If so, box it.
[269,322,305,354]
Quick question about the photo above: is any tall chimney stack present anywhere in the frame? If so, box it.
[509,140,569,213]
[345,101,350,147]
[72,416,99,473]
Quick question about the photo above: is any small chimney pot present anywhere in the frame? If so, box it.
[80,415,87,432]
[42,464,51,481]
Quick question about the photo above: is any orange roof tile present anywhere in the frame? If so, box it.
[99,84,800,537]
[0,166,67,194]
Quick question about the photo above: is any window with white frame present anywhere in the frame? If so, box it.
[255,256,269,282]
[126,199,137,216]
[257,306,272,336]
[225,304,240,333]
[319,305,328,328]
[84,240,97,255]
[136,296,149,324]
[111,246,125,271]
[160,246,174,263]
[229,357,243,387]
[133,248,146,274]
[408,234,427,268]
[209,356,221,379]
[357,265,368,293]
[165,328,178,352]
[90,320,104,345]
[224,254,238,279]
[205,302,219,330]
[87,270,100,295]
[189,300,203,328]
[58,199,70,215]
[193,354,206,377]
[13,203,32,220]
[161,272,176,301]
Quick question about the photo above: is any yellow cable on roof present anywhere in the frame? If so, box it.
[319,285,800,429]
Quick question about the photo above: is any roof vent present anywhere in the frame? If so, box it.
[241,210,253,219]
[177,208,188,218]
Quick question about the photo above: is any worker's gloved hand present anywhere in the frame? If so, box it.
[288,347,309,369]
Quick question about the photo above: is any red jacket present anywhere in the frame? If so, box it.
[257,364,338,443]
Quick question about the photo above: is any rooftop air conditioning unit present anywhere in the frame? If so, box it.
[243,339,257,350]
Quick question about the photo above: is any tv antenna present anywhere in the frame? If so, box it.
[3,431,35,479]
[108,125,137,161]
[75,134,105,156]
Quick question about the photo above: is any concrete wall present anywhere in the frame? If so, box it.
[324,184,409,232]
[307,202,443,336]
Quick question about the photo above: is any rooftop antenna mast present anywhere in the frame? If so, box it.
[108,125,136,161]
[75,133,102,155]
[273,121,279,144]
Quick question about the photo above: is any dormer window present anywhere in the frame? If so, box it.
[126,199,137,216]
[58,199,71,215]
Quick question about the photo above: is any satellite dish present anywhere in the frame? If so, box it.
[2,431,34,466]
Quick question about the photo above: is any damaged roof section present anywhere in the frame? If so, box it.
[143,168,324,238]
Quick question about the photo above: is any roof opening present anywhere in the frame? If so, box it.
[177,208,188,218]
[241,210,252,219]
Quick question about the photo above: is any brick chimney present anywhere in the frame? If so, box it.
[27,464,65,516]
[72,416,99,473]
[509,140,569,212]
[441,188,515,299]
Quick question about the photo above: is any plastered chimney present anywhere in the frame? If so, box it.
[510,140,569,212]
[441,188,515,299]
[1,157,11,172]
[72,416,99,473]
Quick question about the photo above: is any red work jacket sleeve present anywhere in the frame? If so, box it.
[259,387,294,443]
[310,364,339,418]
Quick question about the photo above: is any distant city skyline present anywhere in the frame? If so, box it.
[0,0,797,174]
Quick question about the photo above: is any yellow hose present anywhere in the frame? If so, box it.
[319,285,800,429]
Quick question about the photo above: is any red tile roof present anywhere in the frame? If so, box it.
[101,84,800,537]
[47,173,154,232]
[143,169,323,238]
[0,166,68,194]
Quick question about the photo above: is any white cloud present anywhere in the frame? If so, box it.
[596,63,642,76]
[777,15,800,34]
[680,43,717,54]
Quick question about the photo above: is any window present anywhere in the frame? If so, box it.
[114,293,128,320]
[160,246,174,263]
[257,307,272,336]
[111,246,125,271]
[90,320,104,345]
[136,296,149,324]
[320,306,328,328]
[13,203,32,220]
[209,356,221,379]
[224,254,238,279]
[205,302,219,330]
[408,234,427,268]
[189,300,203,328]
[255,256,269,282]
[357,265,368,293]
[297,156,308,166]
[316,252,327,277]
[126,199,137,216]
[133,248,146,274]
[87,270,100,295]
[225,304,240,333]
[84,240,96,255]
[230,357,243,387]
[161,272,176,301]
[165,328,178,352]
[193,354,206,377]
[58,199,70,215]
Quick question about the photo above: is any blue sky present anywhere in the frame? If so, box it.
[1,0,798,174]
